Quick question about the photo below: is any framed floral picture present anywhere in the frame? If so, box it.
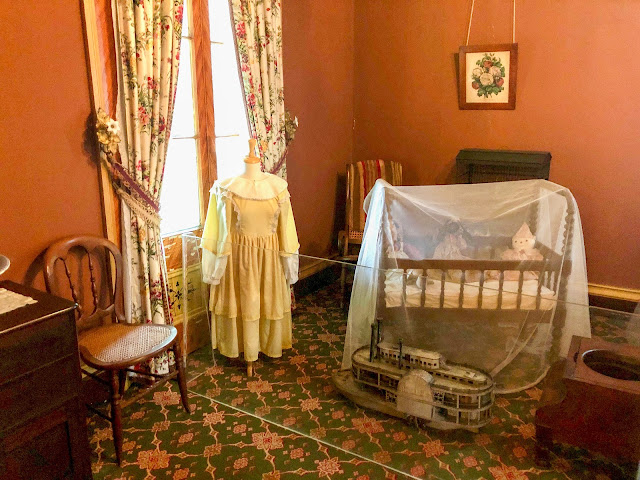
[458,43,518,110]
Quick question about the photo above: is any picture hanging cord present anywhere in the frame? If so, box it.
[466,0,516,45]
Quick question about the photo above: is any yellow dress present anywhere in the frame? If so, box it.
[201,175,299,361]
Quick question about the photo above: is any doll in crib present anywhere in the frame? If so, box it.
[386,219,424,282]
[386,219,422,259]
[430,220,481,282]
[500,223,544,280]
[433,221,471,260]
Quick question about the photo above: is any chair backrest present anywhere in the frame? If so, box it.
[44,235,125,333]
[346,160,403,236]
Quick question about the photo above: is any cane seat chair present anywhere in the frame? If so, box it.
[338,160,403,306]
[44,235,191,465]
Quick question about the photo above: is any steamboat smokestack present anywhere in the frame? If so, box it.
[398,338,403,369]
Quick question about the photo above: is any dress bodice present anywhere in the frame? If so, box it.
[230,194,285,238]
[201,175,299,265]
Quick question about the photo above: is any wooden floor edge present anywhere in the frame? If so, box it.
[588,283,640,303]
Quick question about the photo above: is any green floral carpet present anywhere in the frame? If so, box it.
[90,284,637,479]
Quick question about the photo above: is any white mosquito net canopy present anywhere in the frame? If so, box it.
[342,179,590,393]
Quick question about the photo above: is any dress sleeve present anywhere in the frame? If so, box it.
[201,189,233,285]
[277,190,300,285]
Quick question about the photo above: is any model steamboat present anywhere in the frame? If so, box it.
[333,319,494,430]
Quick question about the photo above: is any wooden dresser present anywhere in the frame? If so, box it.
[0,280,92,479]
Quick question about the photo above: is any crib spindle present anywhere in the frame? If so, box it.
[497,271,504,309]
[536,262,546,310]
[419,269,426,307]
[458,270,466,308]
[536,281,543,310]
[439,270,446,308]
[401,270,407,308]
[516,270,524,309]
[478,270,484,308]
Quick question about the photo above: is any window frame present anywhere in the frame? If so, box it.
[163,0,251,238]
[162,0,218,238]
[185,0,217,229]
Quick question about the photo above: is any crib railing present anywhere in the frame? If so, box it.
[379,256,567,311]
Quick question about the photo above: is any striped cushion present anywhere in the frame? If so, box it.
[347,160,402,234]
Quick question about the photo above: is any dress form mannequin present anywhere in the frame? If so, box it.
[240,139,266,182]
[202,138,299,379]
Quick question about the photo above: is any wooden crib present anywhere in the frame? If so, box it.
[373,191,576,378]
[379,239,569,315]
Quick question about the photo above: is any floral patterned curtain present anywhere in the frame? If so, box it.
[113,0,183,373]
[230,0,287,179]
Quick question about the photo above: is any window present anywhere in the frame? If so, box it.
[159,0,199,235]
[209,0,251,181]
[159,0,250,236]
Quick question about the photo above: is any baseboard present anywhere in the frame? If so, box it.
[588,283,640,313]
[588,283,640,302]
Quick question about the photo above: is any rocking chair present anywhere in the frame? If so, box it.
[338,160,403,307]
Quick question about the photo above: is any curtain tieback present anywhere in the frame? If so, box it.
[268,145,289,177]
[103,157,161,227]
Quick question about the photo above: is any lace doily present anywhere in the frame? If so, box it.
[0,288,37,315]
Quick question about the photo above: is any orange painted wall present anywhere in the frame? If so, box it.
[2,1,636,291]
[353,0,640,289]
[283,0,355,259]
[0,1,104,288]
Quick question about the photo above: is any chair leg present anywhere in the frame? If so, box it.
[109,370,123,466]
[118,370,127,396]
[174,341,191,414]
